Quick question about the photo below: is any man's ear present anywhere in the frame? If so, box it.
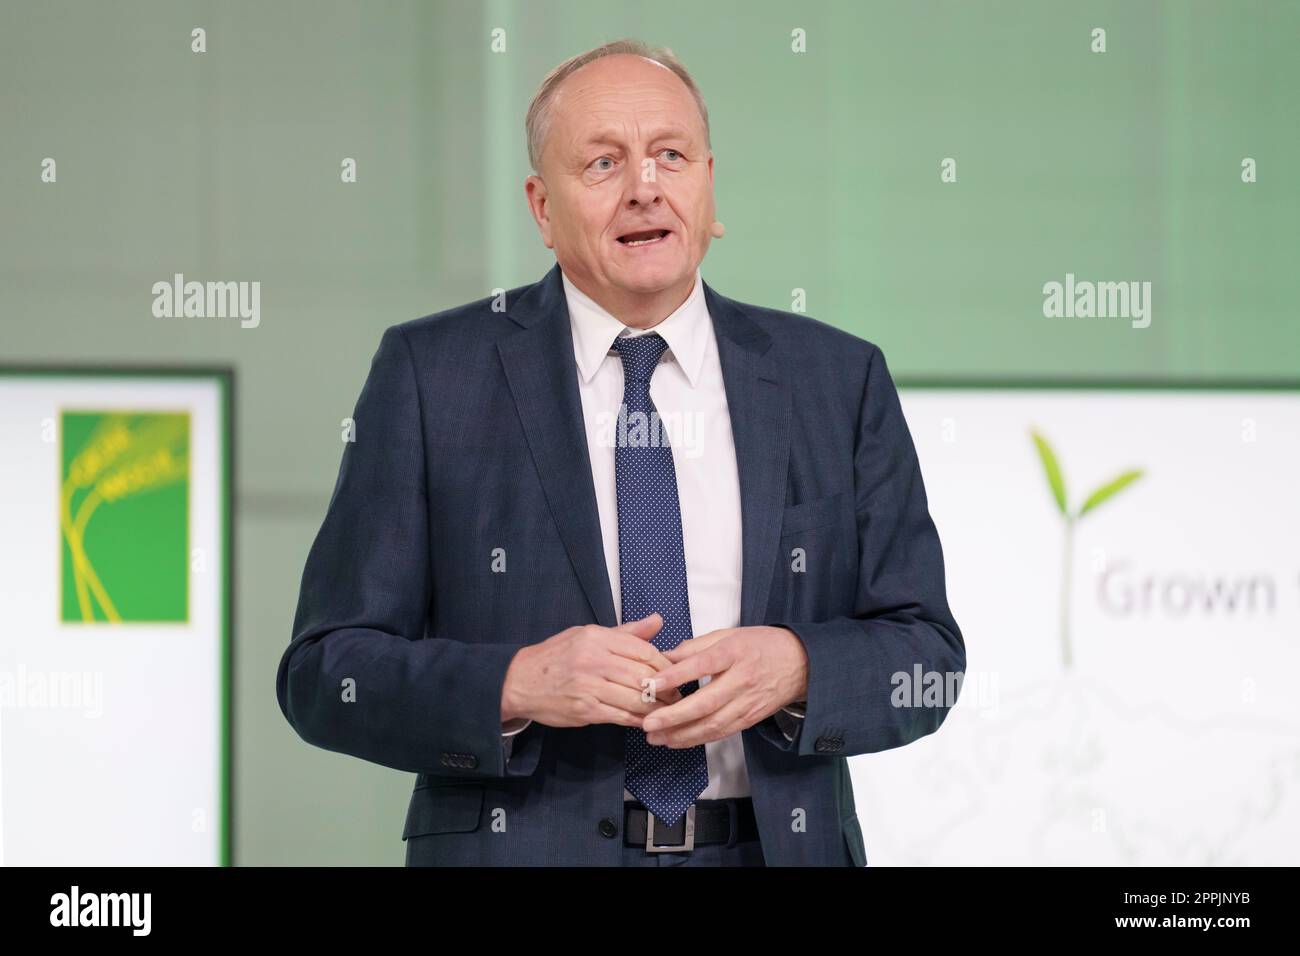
[524,175,554,249]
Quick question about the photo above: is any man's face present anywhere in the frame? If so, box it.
[525,55,715,312]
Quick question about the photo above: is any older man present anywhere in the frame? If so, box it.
[277,38,965,867]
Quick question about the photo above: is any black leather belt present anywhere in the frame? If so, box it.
[624,798,759,852]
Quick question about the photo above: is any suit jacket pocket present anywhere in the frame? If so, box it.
[402,784,485,840]
[776,491,857,621]
[780,490,852,536]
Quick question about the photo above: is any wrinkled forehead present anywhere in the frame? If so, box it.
[548,58,706,150]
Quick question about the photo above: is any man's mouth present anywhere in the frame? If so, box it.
[616,229,671,247]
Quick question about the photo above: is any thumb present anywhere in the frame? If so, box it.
[617,612,663,640]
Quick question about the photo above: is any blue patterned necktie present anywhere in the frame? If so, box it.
[612,332,709,828]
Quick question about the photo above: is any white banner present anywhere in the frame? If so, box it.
[854,387,1300,865]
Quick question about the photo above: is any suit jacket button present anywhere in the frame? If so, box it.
[464,754,478,769]
[598,818,618,838]
[815,735,844,753]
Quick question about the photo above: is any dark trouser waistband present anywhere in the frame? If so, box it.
[624,797,758,852]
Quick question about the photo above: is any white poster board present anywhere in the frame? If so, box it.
[852,384,1300,865]
[0,369,229,865]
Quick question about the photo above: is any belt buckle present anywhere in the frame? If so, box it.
[645,805,695,853]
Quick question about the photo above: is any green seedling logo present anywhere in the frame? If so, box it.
[1030,428,1143,669]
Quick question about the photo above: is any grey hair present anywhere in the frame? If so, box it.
[525,38,711,174]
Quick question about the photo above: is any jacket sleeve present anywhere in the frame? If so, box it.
[276,324,543,779]
[755,343,966,756]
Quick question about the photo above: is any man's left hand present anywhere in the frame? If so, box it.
[640,626,808,748]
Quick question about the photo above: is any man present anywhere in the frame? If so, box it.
[277,39,965,867]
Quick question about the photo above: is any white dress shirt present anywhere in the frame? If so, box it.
[500,267,805,800]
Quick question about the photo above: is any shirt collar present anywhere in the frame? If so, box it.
[562,267,709,388]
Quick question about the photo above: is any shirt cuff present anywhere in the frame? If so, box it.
[773,701,807,742]
[501,717,532,738]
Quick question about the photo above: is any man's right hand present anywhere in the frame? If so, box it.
[500,613,684,729]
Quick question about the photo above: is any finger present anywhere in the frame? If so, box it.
[600,680,679,717]
[605,632,676,671]
[649,695,755,749]
[641,675,732,734]
[602,658,685,703]
[663,629,732,662]
[647,643,729,691]
[614,612,662,640]
[581,698,650,729]
[651,677,684,703]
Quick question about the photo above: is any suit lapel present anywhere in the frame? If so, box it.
[497,264,618,628]
[704,281,792,627]
[497,265,792,633]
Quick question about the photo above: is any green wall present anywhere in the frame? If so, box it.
[2,0,1295,863]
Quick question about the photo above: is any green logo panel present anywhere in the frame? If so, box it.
[60,412,190,623]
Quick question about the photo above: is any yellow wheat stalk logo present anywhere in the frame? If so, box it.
[60,413,189,623]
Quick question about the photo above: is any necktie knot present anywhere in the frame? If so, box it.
[611,333,669,385]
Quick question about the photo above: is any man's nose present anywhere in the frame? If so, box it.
[622,163,664,207]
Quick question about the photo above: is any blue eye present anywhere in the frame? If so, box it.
[662,149,682,161]
[593,157,613,171]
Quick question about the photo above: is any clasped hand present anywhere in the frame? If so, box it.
[501,613,809,749]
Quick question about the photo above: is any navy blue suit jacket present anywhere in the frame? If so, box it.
[276,262,965,866]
